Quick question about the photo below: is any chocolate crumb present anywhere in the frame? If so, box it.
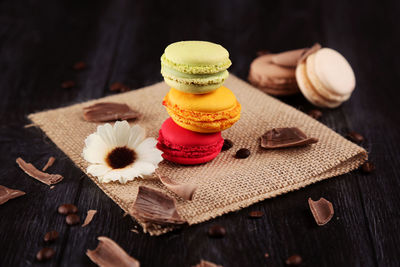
[82,210,97,227]
[73,61,86,71]
[61,80,76,89]
[44,230,59,243]
[361,161,375,173]
[58,204,78,215]
[36,247,55,261]
[346,131,364,143]
[261,128,318,149]
[86,236,140,267]
[285,254,302,266]
[192,259,223,267]
[83,102,140,122]
[307,109,323,120]
[308,197,334,226]
[0,185,25,205]
[66,214,80,225]
[42,156,56,171]
[221,139,233,151]
[110,82,130,93]
[235,148,250,159]
[208,225,226,238]
[249,210,264,218]
[16,157,63,186]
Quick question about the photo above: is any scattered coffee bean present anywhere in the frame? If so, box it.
[66,214,80,225]
[61,80,76,89]
[308,109,322,120]
[110,82,130,92]
[36,247,55,261]
[208,225,226,238]
[249,210,264,218]
[222,139,233,151]
[72,61,86,71]
[235,148,250,159]
[361,161,375,173]
[44,230,59,243]
[285,254,302,266]
[58,204,78,215]
[346,131,364,143]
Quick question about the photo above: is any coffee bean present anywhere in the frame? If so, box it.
[66,214,80,225]
[61,80,76,89]
[361,161,375,173]
[58,204,78,215]
[110,82,130,92]
[346,131,364,143]
[208,225,226,238]
[264,252,270,258]
[249,210,264,218]
[308,109,322,120]
[222,139,233,151]
[36,247,55,261]
[285,254,302,266]
[73,61,86,71]
[235,148,250,159]
[44,230,59,242]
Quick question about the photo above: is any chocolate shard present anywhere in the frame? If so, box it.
[308,197,334,226]
[16,157,63,186]
[83,102,140,122]
[158,174,197,201]
[271,48,307,68]
[260,128,318,149]
[297,43,322,64]
[129,186,186,225]
[0,185,26,205]
[192,260,223,267]
[87,236,140,267]
[42,156,56,171]
[82,209,97,227]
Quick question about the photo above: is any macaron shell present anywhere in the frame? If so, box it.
[160,149,221,165]
[314,48,356,96]
[271,48,307,67]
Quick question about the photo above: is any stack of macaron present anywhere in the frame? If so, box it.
[157,41,241,165]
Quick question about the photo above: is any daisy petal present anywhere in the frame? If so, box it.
[131,161,157,176]
[87,164,111,177]
[113,120,130,147]
[136,137,163,165]
[83,133,109,164]
[127,125,146,149]
[97,123,117,147]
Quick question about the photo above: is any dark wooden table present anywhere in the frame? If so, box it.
[1,0,399,266]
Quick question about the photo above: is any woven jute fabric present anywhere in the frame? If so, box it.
[28,75,367,235]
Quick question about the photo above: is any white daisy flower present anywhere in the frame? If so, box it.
[83,121,163,184]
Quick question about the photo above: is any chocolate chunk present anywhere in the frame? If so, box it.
[66,214,80,225]
[221,139,233,151]
[44,230,59,242]
[110,82,130,93]
[61,80,76,89]
[16,157,63,186]
[260,128,318,149]
[346,131,364,143]
[36,247,55,261]
[285,254,303,266]
[129,186,186,225]
[361,161,375,173]
[0,185,25,205]
[235,148,250,159]
[208,225,226,238]
[271,48,307,68]
[248,210,264,218]
[73,61,86,71]
[58,204,78,215]
[82,209,97,227]
[307,109,323,120]
[298,43,322,64]
[83,102,140,122]
[192,259,223,267]
[308,197,334,226]
[86,236,140,267]
[158,174,197,201]
[42,156,56,171]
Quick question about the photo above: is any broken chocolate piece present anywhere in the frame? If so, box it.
[87,236,140,267]
[42,156,56,171]
[16,157,63,186]
[308,197,334,226]
[110,82,130,93]
[158,174,197,201]
[129,186,186,225]
[298,43,322,64]
[271,48,307,68]
[260,128,318,149]
[285,254,303,266]
[82,209,97,227]
[0,185,25,205]
[192,259,223,267]
[83,102,140,122]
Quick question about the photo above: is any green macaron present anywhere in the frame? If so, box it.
[161,41,232,94]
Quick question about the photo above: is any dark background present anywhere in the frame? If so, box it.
[1,0,399,266]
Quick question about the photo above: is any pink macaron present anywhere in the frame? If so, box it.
[157,118,224,165]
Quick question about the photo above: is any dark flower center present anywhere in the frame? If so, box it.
[106,146,136,169]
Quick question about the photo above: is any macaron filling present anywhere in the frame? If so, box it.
[161,65,229,85]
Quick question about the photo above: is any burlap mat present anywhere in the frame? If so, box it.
[28,75,367,235]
